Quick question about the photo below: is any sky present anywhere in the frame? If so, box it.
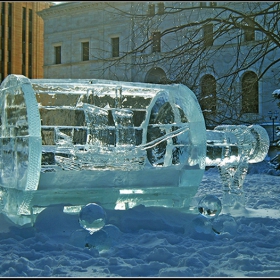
[0,159,279,277]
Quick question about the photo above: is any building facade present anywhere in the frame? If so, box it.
[0,2,51,82]
[38,1,280,140]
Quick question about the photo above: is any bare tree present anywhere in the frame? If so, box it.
[89,2,280,128]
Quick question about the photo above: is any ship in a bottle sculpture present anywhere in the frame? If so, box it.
[0,75,269,225]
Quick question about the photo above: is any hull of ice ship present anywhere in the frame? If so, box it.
[37,166,204,210]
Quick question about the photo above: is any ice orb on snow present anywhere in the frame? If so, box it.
[198,195,222,218]
[85,229,108,250]
[79,203,106,234]
[211,214,237,235]
[192,215,213,234]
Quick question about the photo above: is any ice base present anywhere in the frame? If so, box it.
[4,168,204,225]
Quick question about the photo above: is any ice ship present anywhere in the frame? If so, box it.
[0,75,269,225]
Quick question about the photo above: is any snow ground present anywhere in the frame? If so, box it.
[0,160,280,277]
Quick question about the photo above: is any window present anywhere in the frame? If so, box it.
[7,62,11,74]
[29,9,32,21]
[1,22,4,37]
[22,30,26,42]
[203,24,214,47]
[8,26,11,38]
[22,54,26,76]
[28,9,32,44]
[82,42,89,61]
[8,3,12,16]
[22,42,26,53]
[28,65,32,78]
[1,40,4,59]
[8,50,11,62]
[157,3,164,15]
[111,37,119,57]
[22,7,26,20]
[22,7,26,76]
[243,18,255,42]
[55,46,61,64]
[28,51,32,78]
[241,71,258,113]
[152,31,161,52]
[1,2,5,14]
[148,4,155,16]
[200,2,207,7]
[29,31,32,44]
[200,74,217,115]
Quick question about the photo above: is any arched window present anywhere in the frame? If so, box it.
[241,71,258,114]
[200,74,217,114]
[145,67,168,84]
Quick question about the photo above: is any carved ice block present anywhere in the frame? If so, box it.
[0,75,269,225]
[206,125,269,207]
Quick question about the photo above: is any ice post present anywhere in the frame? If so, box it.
[0,75,269,225]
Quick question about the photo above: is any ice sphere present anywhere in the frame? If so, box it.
[69,229,89,247]
[70,225,119,249]
[211,214,237,235]
[84,228,110,250]
[0,74,269,226]
[192,215,213,234]
[102,224,122,240]
[79,203,106,234]
[198,195,222,218]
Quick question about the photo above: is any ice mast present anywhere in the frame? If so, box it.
[0,75,269,225]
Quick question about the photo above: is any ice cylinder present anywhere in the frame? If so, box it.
[0,74,206,225]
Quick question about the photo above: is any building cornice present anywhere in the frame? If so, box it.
[38,1,132,18]
[38,2,100,18]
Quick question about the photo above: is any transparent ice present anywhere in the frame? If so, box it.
[206,125,270,208]
[0,74,270,225]
[272,89,280,99]
[84,229,109,250]
[198,195,222,218]
[192,215,213,234]
[69,224,121,249]
[211,214,238,235]
[79,203,106,234]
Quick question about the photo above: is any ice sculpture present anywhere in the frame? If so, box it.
[206,125,270,207]
[0,74,269,225]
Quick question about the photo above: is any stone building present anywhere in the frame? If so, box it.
[38,1,280,140]
[0,2,52,82]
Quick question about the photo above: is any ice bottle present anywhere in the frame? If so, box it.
[0,75,269,225]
